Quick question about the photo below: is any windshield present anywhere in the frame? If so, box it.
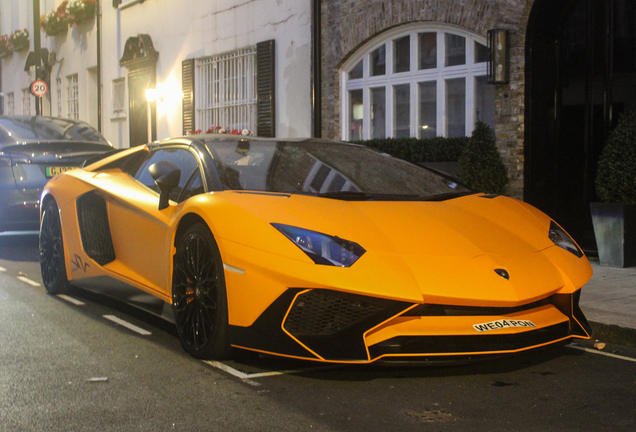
[207,140,472,200]
[0,116,109,144]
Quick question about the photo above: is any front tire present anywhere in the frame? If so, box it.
[39,199,69,295]
[172,224,231,360]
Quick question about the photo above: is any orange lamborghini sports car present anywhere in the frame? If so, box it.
[39,135,593,363]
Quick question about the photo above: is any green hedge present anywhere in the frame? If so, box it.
[596,110,636,204]
[351,137,469,163]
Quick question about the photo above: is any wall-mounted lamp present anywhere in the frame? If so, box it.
[487,29,509,84]
[145,88,157,103]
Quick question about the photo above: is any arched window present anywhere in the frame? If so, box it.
[341,23,495,141]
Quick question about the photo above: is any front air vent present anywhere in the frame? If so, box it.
[76,191,116,265]
[402,298,552,317]
[284,290,393,336]
[283,289,411,361]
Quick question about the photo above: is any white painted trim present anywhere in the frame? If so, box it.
[340,23,490,141]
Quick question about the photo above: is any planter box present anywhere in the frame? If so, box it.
[9,39,29,52]
[590,202,636,268]
[45,24,68,37]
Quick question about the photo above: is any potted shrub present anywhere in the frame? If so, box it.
[591,110,636,267]
[457,121,509,194]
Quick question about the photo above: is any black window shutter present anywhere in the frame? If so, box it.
[256,40,276,137]
[182,59,195,135]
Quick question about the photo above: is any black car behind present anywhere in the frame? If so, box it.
[0,116,113,232]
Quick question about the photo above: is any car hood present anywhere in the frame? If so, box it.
[201,192,592,306]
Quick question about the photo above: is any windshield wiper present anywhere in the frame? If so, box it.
[317,191,424,201]
[282,190,469,201]
[421,191,474,201]
[318,191,370,200]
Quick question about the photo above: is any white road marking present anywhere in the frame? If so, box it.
[246,365,337,378]
[57,294,85,306]
[103,315,152,336]
[567,345,636,363]
[202,361,260,386]
[86,377,108,382]
[17,276,41,287]
[0,267,6,272]
[202,360,336,384]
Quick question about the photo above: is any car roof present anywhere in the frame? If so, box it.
[0,115,110,146]
[159,134,359,147]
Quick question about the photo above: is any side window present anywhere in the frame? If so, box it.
[178,170,205,202]
[134,148,203,202]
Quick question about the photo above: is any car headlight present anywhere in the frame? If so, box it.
[272,223,366,267]
[549,221,583,258]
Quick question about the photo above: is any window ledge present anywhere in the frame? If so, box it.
[119,0,146,10]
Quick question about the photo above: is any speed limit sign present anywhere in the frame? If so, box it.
[31,80,48,97]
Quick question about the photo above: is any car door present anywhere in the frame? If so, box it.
[104,146,205,297]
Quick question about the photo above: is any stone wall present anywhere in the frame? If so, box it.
[320,0,535,199]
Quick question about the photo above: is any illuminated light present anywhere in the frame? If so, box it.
[145,88,157,102]
[421,125,429,129]
[352,103,363,120]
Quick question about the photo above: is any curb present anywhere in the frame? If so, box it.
[590,321,636,348]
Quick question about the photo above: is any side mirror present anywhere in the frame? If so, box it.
[149,161,181,210]
[236,139,250,156]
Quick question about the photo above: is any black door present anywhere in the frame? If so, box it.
[128,66,156,147]
[526,0,636,253]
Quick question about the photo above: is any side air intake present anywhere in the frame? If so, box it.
[76,191,116,265]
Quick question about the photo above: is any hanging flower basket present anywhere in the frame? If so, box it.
[66,0,97,27]
[8,29,29,52]
[41,1,70,37]
[0,35,10,58]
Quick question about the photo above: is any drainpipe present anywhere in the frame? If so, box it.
[311,0,322,137]
[97,0,102,131]
[33,0,41,114]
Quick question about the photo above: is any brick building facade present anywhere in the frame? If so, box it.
[319,0,534,199]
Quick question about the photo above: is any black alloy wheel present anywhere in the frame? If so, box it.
[172,224,231,359]
[39,199,69,294]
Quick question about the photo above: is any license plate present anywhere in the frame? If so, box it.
[46,166,76,177]
[473,319,536,332]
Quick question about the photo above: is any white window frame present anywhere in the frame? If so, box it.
[56,78,62,118]
[7,92,15,115]
[195,46,257,134]
[66,74,79,120]
[112,77,126,118]
[21,88,31,115]
[341,23,492,141]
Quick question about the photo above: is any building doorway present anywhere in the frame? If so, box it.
[526,0,636,253]
[127,66,156,146]
[120,35,159,147]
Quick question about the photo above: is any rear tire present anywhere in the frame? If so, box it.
[39,199,69,295]
[172,224,231,360]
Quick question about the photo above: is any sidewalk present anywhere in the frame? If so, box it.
[579,258,636,346]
